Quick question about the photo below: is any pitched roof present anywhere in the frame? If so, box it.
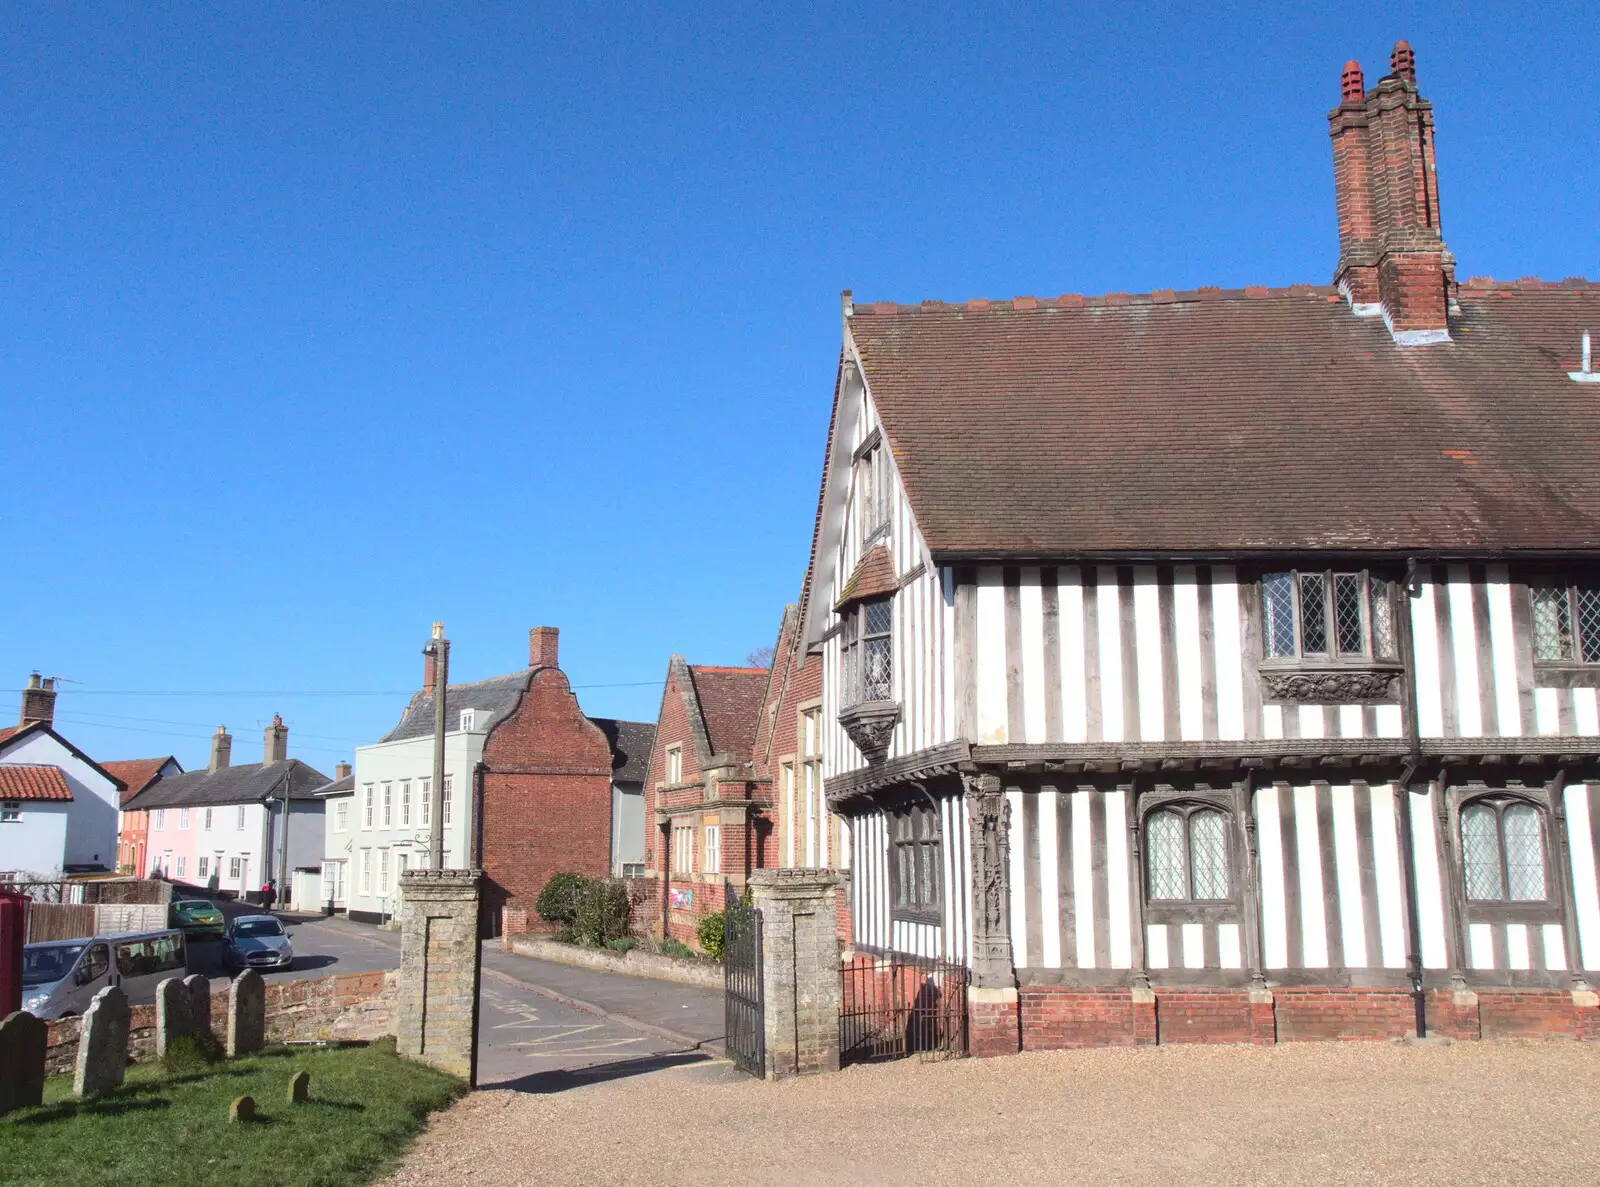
[102,758,177,805]
[586,718,657,784]
[835,545,898,610]
[0,764,72,801]
[312,773,355,798]
[687,666,769,763]
[847,280,1600,556]
[123,759,330,810]
[379,671,531,743]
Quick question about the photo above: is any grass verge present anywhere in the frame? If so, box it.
[0,1038,463,1187]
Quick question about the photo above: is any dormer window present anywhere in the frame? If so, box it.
[1262,570,1395,661]
[459,709,477,731]
[855,433,888,541]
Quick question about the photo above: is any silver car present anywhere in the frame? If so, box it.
[223,915,294,971]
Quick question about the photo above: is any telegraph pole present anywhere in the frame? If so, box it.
[424,622,450,870]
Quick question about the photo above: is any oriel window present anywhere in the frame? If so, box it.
[1262,570,1395,660]
[841,597,894,705]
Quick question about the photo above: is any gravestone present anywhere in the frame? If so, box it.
[288,1070,309,1104]
[183,974,213,1039]
[155,976,190,1056]
[0,1011,47,1116]
[230,1095,255,1123]
[227,969,265,1057]
[74,984,131,1097]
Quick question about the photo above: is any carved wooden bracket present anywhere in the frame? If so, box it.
[838,700,900,764]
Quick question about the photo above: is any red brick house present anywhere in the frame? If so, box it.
[375,626,654,934]
[638,655,771,944]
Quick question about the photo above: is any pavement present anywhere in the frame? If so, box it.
[291,914,737,1092]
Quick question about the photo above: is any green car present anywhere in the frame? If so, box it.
[169,899,226,941]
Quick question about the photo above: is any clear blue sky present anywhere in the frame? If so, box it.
[2,3,1595,773]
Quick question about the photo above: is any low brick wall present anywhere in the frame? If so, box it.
[42,970,397,1076]
[503,935,723,990]
[1011,984,1600,1053]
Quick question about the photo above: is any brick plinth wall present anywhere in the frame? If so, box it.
[969,988,1022,1057]
[1005,985,1600,1052]
[43,970,395,1076]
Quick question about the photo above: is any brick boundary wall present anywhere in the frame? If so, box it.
[1009,986,1600,1052]
[42,970,396,1076]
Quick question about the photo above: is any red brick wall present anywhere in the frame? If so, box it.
[643,671,701,874]
[480,668,614,922]
[1005,985,1600,1054]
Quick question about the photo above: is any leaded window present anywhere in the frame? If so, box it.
[1146,807,1230,901]
[890,801,940,922]
[1461,799,1546,902]
[1531,582,1600,663]
[1262,570,1395,660]
[841,597,893,705]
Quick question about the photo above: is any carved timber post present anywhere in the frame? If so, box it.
[964,773,1015,991]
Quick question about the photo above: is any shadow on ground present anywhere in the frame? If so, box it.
[481,1052,725,1094]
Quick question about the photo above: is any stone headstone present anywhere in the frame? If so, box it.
[0,1011,47,1116]
[288,1070,309,1104]
[227,970,265,1057]
[155,976,190,1057]
[229,1094,255,1123]
[74,984,131,1097]
[183,974,213,1039]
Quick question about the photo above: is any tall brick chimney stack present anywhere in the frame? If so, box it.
[18,673,56,727]
[264,714,288,764]
[529,626,560,669]
[209,726,233,772]
[1328,40,1455,343]
[335,761,352,780]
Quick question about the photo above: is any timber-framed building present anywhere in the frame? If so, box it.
[801,43,1600,1051]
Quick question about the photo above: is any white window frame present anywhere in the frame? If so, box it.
[203,807,212,831]
[381,782,392,828]
[178,808,189,830]
[459,709,476,731]
[359,848,372,893]
[442,775,453,827]
[176,855,186,877]
[782,762,796,867]
[400,780,411,827]
[236,805,246,830]
[198,856,209,879]
[665,745,683,785]
[378,847,391,895]
[153,809,165,831]
[420,778,431,828]
[704,824,721,876]
[362,784,374,829]
[229,856,243,880]
[335,801,349,832]
[0,801,19,824]
[672,824,694,874]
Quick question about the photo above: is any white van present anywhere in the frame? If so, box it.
[21,929,188,1020]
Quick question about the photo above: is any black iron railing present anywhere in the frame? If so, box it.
[724,905,765,1076]
[840,951,968,1065]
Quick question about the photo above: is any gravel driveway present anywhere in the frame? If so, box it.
[384,1041,1600,1185]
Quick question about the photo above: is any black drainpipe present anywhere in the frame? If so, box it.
[1395,558,1428,1038]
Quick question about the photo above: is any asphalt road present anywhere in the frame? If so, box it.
[189,912,400,992]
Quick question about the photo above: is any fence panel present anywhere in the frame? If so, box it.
[840,952,968,1066]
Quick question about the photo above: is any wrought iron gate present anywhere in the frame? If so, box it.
[840,952,969,1066]
[724,905,764,1076]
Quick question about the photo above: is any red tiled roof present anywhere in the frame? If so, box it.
[835,544,898,611]
[0,764,73,801]
[688,666,770,762]
[102,758,173,805]
[0,726,19,745]
[848,281,1600,555]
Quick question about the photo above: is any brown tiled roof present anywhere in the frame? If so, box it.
[102,758,174,805]
[848,280,1600,555]
[687,666,769,762]
[835,544,898,610]
[0,764,73,801]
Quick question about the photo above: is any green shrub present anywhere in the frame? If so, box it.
[604,937,636,953]
[657,937,694,960]
[536,872,588,926]
[696,911,726,961]
[570,878,632,948]
[160,1030,223,1074]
